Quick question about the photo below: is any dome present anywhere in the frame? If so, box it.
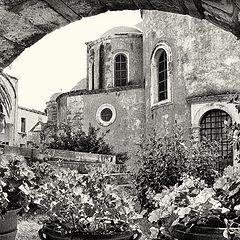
[71,78,87,91]
[49,92,62,101]
[101,26,142,38]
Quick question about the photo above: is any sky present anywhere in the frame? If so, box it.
[4,10,142,112]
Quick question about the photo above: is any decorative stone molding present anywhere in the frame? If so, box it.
[186,93,239,104]
[191,101,239,129]
[190,100,240,164]
[96,104,116,127]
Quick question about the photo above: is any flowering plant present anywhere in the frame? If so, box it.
[0,153,35,215]
[32,163,140,235]
[148,164,240,239]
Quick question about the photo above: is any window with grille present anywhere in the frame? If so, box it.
[200,109,233,169]
[114,54,127,87]
[158,50,168,101]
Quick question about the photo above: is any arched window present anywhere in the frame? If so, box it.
[200,109,233,169]
[158,50,168,101]
[151,42,172,107]
[114,54,128,87]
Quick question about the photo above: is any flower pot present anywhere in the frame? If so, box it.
[172,224,240,240]
[38,225,142,240]
[0,209,20,240]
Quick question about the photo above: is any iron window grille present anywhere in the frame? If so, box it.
[200,109,233,170]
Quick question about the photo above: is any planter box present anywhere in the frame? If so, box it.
[38,226,142,240]
[172,225,240,240]
[0,209,20,240]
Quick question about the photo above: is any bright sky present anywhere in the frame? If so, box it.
[4,10,142,112]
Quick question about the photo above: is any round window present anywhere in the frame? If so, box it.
[96,104,116,127]
[100,108,113,122]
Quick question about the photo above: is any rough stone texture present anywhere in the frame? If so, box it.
[142,10,240,136]
[1,0,240,70]
[57,86,145,163]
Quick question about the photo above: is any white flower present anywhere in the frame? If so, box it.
[148,209,161,223]
[176,207,191,219]
[221,207,230,214]
[150,227,159,239]
[234,204,240,211]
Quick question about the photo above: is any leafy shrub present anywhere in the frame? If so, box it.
[40,122,113,155]
[133,127,221,211]
[31,162,140,235]
[0,153,35,214]
[186,136,220,185]
[148,163,240,239]
[133,129,188,210]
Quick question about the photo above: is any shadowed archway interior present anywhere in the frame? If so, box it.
[0,0,240,70]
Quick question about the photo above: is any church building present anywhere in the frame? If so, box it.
[47,10,240,167]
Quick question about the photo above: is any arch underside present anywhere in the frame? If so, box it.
[0,0,240,70]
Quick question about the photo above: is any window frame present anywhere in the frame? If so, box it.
[200,109,233,169]
[113,52,129,87]
[20,117,26,133]
[96,104,116,127]
[190,101,240,166]
[150,42,172,108]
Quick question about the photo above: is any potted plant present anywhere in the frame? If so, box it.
[0,153,35,240]
[32,163,142,240]
[148,164,240,240]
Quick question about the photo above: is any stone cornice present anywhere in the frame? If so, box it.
[85,33,142,48]
[56,84,144,102]
[186,93,239,104]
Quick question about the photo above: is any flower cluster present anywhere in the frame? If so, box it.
[0,153,35,214]
[148,164,240,239]
[32,163,139,235]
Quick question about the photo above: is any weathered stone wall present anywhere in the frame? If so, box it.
[142,10,240,136]
[57,86,145,163]
[1,1,240,70]
[86,34,143,89]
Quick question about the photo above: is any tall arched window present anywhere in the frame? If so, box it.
[114,54,128,87]
[200,109,233,170]
[158,50,168,101]
[151,42,172,107]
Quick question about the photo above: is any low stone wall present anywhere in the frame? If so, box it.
[43,148,116,163]
[3,146,125,174]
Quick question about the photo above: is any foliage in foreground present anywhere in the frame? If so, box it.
[148,163,240,239]
[133,128,220,211]
[0,154,35,214]
[31,162,140,235]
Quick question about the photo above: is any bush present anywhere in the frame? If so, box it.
[0,153,35,214]
[40,122,113,155]
[132,126,221,211]
[148,164,240,239]
[31,162,139,234]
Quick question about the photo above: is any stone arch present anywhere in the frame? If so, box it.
[192,102,239,129]
[1,0,240,69]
